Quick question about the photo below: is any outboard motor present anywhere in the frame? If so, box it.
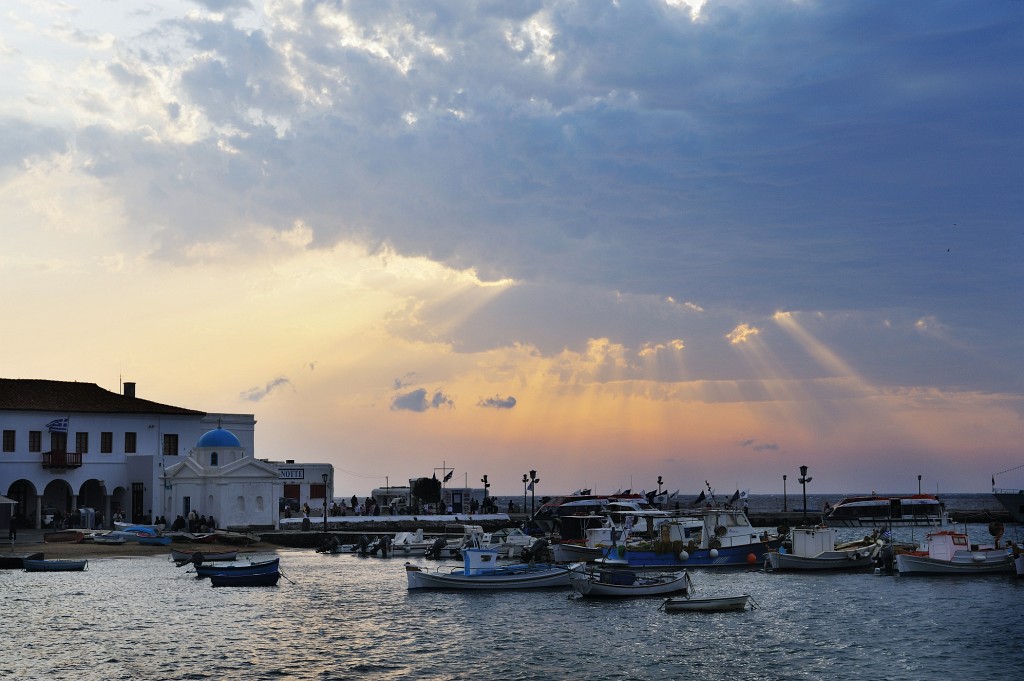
[523,538,550,563]
[426,536,447,559]
[355,535,370,556]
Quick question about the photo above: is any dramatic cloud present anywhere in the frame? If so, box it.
[390,388,455,412]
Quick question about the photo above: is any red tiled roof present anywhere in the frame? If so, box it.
[0,379,205,416]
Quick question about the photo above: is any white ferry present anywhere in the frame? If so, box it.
[823,494,949,527]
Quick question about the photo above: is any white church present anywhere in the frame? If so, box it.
[0,378,332,530]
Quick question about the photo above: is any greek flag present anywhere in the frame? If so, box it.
[443,469,453,482]
[527,481,534,492]
[46,417,69,433]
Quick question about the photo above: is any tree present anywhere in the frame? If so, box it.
[411,476,441,504]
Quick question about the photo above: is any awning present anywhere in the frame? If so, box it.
[0,495,18,505]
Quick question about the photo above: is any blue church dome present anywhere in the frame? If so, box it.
[197,427,241,448]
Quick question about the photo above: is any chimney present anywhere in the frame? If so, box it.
[124,382,136,398]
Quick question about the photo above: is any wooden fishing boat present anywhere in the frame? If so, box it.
[405,548,570,590]
[662,593,750,612]
[170,548,238,563]
[569,564,690,598]
[210,571,280,587]
[894,530,1014,575]
[92,534,127,545]
[193,557,280,578]
[24,559,89,572]
[43,530,85,543]
[765,526,880,571]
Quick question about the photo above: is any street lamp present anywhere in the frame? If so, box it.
[798,466,812,523]
[522,473,528,516]
[783,474,788,512]
[481,474,490,511]
[322,472,329,532]
[917,475,922,495]
[532,471,540,518]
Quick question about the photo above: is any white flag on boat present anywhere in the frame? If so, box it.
[740,489,750,500]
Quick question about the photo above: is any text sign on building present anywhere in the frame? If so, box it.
[279,469,305,480]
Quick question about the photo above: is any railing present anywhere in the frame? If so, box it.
[42,451,83,469]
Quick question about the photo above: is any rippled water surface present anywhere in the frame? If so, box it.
[2,526,1023,680]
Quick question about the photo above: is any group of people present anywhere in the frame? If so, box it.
[168,509,216,533]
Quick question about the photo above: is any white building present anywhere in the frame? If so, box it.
[0,378,332,530]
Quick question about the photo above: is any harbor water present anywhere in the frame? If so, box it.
[3,522,1023,680]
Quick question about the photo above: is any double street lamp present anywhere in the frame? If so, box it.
[798,465,812,523]
[782,474,788,512]
[524,470,540,519]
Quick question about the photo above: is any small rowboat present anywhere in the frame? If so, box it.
[43,530,85,544]
[569,565,690,598]
[24,559,89,572]
[92,534,127,545]
[136,536,173,546]
[662,594,750,613]
[194,557,280,578]
[170,548,238,563]
[210,571,280,587]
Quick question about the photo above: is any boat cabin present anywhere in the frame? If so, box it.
[463,548,500,575]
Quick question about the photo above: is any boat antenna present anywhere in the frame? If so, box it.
[704,480,717,506]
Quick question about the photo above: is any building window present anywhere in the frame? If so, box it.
[50,432,67,453]
[124,432,137,454]
[75,432,89,453]
[101,432,113,454]
[183,496,191,516]
[29,431,41,452]
[162,434,179,456]
[210,452,219,466]
[2,430,13,452]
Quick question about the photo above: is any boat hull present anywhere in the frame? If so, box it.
[569,567,689,597]
[210,571,280,587]
[170,549,239,563]
[663,594,749,612]
[766,550,876,571]
[194,558,280,578]
[618,538,782,568]
[405,563,570,590]
[24,559,88,572]
[895,551,1014,576]
[993,490,1024,523]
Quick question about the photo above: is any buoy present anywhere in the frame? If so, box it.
[677,550,689,562]
[746,552,757,564]
[709,548,719,559]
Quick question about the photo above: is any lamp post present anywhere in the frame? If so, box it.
[522,474,528,517]
[529,469,540,519]
[798,466,812,523]
[322,472,329,532]
[917,475,922,495]
[783,474,788,512]
[481,474,489,511]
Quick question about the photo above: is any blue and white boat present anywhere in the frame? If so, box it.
[608,508,782,568]
[405,548,570,590]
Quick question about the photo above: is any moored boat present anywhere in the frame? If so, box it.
[766,526,880,571]
[43,530,85,543]
[992,487,1024,523]
[824,494,949,527]
[569,564,690,598]
[137,535,173,546]
[194,557,280,578]
[894,530,1013,576]
[170,548,239,563]
[405,548,570,590]
[210,571,280,587]
[0,553,45,569]
[24,559,88,572]
[662,593,750,613]
[613,508,782,568]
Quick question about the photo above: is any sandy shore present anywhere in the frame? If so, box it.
[4,533,279,559]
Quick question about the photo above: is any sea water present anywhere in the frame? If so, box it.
[2,522,1022,680]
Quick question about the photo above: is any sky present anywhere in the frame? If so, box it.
[2,0,1022,497]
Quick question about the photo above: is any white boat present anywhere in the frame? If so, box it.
[390,529,436,555]
[92,533,128,545]
[824,494,949,527]
[766,526,881,571]
[1014,553,1024,577]
[552,500,703,563]
[662,593,750,612]
[894,530,1014,575]
[569,564,690,598]
[405,548,570,590]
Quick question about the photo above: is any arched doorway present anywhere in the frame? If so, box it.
[79,479,108,529]
[6,479,37,528]
[42,480,74,529]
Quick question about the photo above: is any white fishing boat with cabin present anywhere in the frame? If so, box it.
[766,526,881,571]
[894,529,1014,576]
